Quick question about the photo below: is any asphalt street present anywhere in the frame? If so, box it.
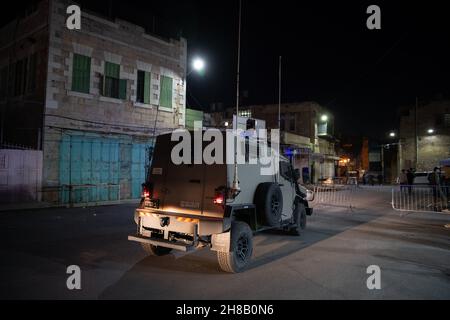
[0,186,449,299]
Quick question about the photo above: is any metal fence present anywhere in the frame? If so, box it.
[310,184,358,209]
[391,185,450,213]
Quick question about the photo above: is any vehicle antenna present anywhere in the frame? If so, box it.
[231,0,242,196]
[277,55,282,183]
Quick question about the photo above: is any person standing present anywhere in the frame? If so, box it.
[428,167,441,211]
[377,173,383,185]
[406,168,414,195]
[399,169,408,193]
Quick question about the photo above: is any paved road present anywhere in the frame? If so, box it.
[0,186,449,299]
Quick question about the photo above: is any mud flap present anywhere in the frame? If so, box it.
[211,231,231,252]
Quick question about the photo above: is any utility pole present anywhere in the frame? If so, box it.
[381,145,384,182]
[278,56,281,130]
[277,55,282,182]
[415,97,419,169]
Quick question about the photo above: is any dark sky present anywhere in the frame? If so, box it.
[4,1,450,139]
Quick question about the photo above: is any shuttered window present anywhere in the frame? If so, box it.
[72,54,91,93]
[119,79,127,99]
[105,61,120,78]
[144,72,150,104]
[27,53,37,93]
[0,67,7,99]
[102,61,126,99]
[136,70,150,104]
[14,58,27,96]
[160,75,172,109]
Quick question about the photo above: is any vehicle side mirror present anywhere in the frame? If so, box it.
[293,168,300,181]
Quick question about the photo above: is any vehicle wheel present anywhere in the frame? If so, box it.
[141,243,172,256]
[290,202,306,236]
[217,221,253,273]
[254,182,283,227]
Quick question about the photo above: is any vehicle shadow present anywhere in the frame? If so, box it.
[98,206,385,299]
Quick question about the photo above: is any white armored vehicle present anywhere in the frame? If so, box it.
[128,122,313,272]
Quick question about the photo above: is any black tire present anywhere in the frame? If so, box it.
[141,243,172,256]
[290,202,307,236]
[217,221,253,273]
[254,182,283,227]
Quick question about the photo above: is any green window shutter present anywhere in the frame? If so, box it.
[160,75,173,109]
[119,79,127,99]
[72,54,91,93]
[144,72,150,104]
[105,62,120,78]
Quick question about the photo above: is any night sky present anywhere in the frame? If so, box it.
[3,0,450,139]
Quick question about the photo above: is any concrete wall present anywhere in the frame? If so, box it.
[0,149,43,203]
[399,101,450,171]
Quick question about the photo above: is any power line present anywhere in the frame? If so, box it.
[44,113,172,131]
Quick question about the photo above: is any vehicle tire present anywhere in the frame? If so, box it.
[254,182,283,227]
[141,243,172,256]
[290,202,306,236]
[217,221,253,273]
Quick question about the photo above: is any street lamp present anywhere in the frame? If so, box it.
[187,57,206,76]
[427,128,434,134]
[320,114,328,122]
[192,57,205,72]
[389,131,396,138]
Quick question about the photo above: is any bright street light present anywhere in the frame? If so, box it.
[427,128,434,134]
[192,58,205,72]
[389,132,396,138]
[320,114,328,122]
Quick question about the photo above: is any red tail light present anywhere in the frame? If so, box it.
[141,184,152,198]
[213,195,224,205]
[142,190,150,198]
[213,186,227,206]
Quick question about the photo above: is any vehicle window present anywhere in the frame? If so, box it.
[280,161,293,181]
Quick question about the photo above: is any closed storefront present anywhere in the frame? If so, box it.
[58,132,152,204]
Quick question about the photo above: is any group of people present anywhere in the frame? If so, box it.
[398,168,415,193]
[399,167,446,187]
[399,166,449,211]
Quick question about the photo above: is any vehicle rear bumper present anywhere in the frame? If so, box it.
[128,234,199,252]
[135,208,229,236]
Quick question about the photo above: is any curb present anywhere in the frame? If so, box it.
[0,199,140,213]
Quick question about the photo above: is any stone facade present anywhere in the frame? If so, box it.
[399,100,450,171]
[1,0,187,203]
[0,0,50,149]
[205,101,338,183]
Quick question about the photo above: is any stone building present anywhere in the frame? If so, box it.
[205,101,339,184]
[399,100,450,171]
[0,0,187,204]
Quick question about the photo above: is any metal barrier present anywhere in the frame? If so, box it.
[310,184,357,209]
[391,185,449,213]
